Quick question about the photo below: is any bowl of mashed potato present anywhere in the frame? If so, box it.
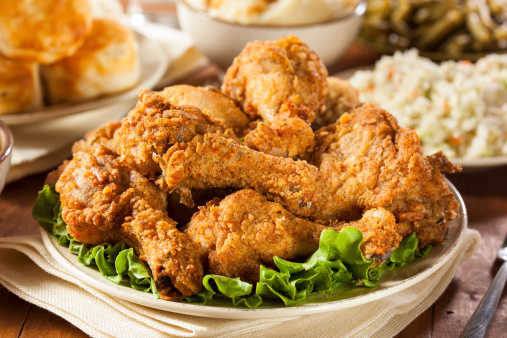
[177,0,365,69]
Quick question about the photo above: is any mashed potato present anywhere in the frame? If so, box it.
[185,0,359,25]
[349,50,507,159]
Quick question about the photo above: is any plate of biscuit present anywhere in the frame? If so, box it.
[0,0,168,125]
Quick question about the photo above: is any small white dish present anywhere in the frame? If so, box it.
[41,180,466,319]
[176,0,366,69]
[0,31,168,126]
[0,120,13,194]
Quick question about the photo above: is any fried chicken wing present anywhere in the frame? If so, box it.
[161,84,250,136]
[184,189,401,283]
[55,150,203,299]
[222,35,328,157]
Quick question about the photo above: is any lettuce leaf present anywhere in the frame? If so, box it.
[185,228,431,308]
[33,185,158,297]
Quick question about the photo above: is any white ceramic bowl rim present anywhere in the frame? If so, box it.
[178,0,366,29]
[0,120,13,164]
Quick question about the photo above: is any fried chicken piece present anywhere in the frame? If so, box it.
[222,35,328,157]
[333,208,401,259]
[156,103,459,247]
[243,105,316,158]
[160,84,250,136]
[157,131,327,220]
[312,77,360,130]
[71,120,123,155]
[55,150,203,299]
[311,103,461,246]
[118,89,232,181]
[184,189,401,283]
[46,120,123,185]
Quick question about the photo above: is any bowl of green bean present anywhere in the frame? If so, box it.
[359,0,507,60]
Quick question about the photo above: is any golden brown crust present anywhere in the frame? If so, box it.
[72,120,123,155]
[222,35,328,157]
[185,189,325,283]
[55,150,203,299]
[118,90,230,180]
[0,54,42,115]
[312,103,460,246]
[161,85,250,136]
[222,35,328,122]
[0,0,92,64]
[185,190,402,282]
[313,77,361,129]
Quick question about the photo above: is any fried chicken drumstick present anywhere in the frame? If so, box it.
[184,189,401,283]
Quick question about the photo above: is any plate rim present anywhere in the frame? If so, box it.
[0,30,168,126]
[41,180,467,319]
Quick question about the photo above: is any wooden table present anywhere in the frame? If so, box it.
[1,43,507,338]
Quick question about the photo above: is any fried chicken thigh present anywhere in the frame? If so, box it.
[184,189,401,283]
[311,103,461,245]
[55,150,203,299]
[222,35,328,157]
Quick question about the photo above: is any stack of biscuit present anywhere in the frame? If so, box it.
[0,0,140,115]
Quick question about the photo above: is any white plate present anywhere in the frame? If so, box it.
[0,31,168,126]
[336,66,507,171]
[41,180,467,319]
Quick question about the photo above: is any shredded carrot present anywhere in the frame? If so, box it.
[443,101,450,111]
[459,60,472,66]
[410,90,418,98]
[450,137,462,145]
[388,69,395,79]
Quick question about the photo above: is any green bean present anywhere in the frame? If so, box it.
[390,0,413,37]
[415,8,464,50]
[360,0,506,54]
[441,31,471,53]
[365,0,391,16]
[413,2,455,24]
[493,26,507,41]
[466,12,493,43]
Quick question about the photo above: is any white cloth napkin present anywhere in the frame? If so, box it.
[6,20,208,184]
[0,229,480,338]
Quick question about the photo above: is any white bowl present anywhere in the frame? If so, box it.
[0,120,13,194]
[176,0,365,69]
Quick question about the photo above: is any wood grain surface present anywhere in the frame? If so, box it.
[1,43,507,338]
